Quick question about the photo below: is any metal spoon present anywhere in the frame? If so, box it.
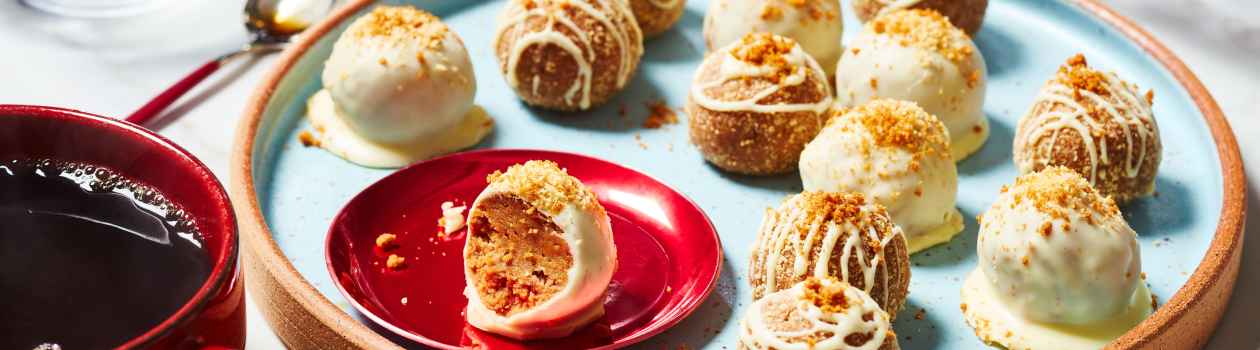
[125,0,333,127]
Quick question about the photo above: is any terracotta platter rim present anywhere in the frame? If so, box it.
[228,0,1247,349]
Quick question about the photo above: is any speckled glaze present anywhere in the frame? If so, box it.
[230,0,1245,349]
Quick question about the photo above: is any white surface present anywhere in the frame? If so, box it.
[0,0,1255,348]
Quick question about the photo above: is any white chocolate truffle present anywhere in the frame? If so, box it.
[800,100,963,253]
[687,33,833,175]
[962,167,1154,349]
[463,161,617,340]
[308,6,492,168]
[1014,54,1161,203]
[835,9,988,161]
[704,0,844,75]
[739,277,899,350]
[493,0,643,111]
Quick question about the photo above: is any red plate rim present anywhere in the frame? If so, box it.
[324,148,724,349]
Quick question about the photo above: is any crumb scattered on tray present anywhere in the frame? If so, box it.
[298,130,320,147]
[635,133,648,150]
[643,100,679,129]
[386,254,407,270]
[375,233,398,250]
[915,308,926,320]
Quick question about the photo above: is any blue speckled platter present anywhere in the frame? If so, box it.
[242,0,1228,348]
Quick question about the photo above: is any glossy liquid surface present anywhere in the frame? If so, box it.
[0,161,211,349]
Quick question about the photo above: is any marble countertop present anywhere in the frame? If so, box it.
[0,0,1255,348]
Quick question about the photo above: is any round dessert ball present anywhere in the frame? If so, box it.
[739,277,900,350]
[310,5,491,168]
[978,167,1145,324]
[852,0,988,35]
[687,33,832,175]
[629,0,686,38]
[835,9,989,161]
[704,0,844,74]
[1014,54,1161,203]
[961,167,1155,348]
[800,99,962,254]
[749,191,911,317]
[492,0,643,111]
[463,160,617,340]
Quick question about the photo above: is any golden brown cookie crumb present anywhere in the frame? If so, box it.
[376,233,398,250]
[869,9,972,62]
[298,130,320,147]
[351,6,448,55]
[1010,166,1121,220]
[1058,54,1110,97]
[841,100,950,162]
[643,100,679,128]
[760,4,783,21]
[486,160,601,214]
[730,33,799,84]
[801,277,851,313]
[386,254,407,270]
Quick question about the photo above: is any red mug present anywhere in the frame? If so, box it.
[0,105,245,349]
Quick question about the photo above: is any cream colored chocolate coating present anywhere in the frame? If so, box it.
[976,168,1142,324]
[306,91,492,168]
[463,162,616,340]
[800,100,962,253]
[961,270,1154,350]
[309,6,490,168]
[703,0,844,75]
[962,167,1153,349]
[738,278,897,350]
[834,10,988,160]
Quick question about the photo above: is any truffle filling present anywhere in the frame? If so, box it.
[466,193,573,316]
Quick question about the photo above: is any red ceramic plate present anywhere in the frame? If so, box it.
[325,149,722,349]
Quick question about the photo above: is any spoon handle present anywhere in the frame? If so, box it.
[125,57,224,127]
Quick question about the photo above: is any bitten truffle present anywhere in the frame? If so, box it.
[463,161,617,340]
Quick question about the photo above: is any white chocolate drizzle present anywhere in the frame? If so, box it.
[690,39,833,114]
[495,0,637,110]
[755,200,900,305]
[739,279,892,350]
[1018,72,1153,184]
